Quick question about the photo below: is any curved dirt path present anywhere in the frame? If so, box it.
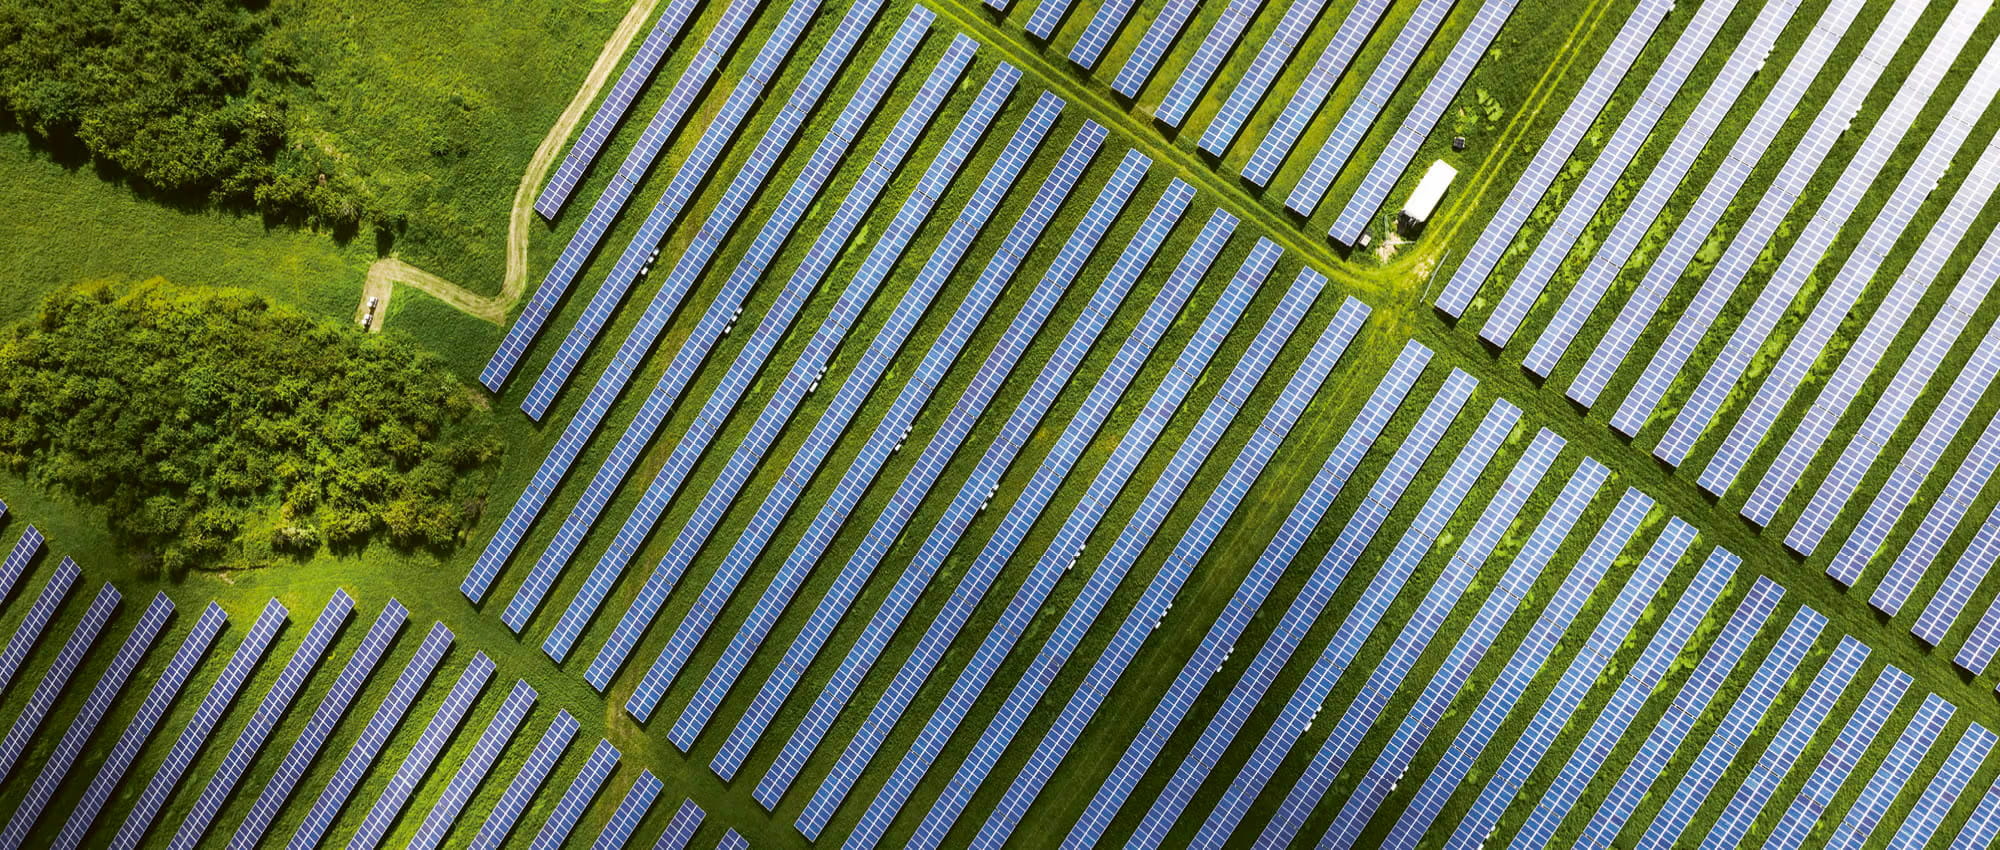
[358,0,664,332]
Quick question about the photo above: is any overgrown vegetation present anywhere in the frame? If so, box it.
[0,280,500,572]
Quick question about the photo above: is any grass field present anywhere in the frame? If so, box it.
[2,0,2000,846]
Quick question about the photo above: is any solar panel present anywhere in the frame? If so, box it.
[469,711,578,850]
[350,652,495,850]
[1239,0,1399,186]
[0,527,43,612]
[593,771,661,850]
[1760,666,1910,849]
[1527,0,1856,375]
[1820,693,1952,850]
[0,591,169,850]
[1951,773,2000,850]
[590,64,1028,697]
[1470,0,1754,344]
[0,582,118,783]
[1067,0,1145,67]
[1805,233,2000,566]
[534,0,707,218]
[529,33,978,653]
[1953,515,2000,672]
[1199,0,1339,155]
[1698,44,2000,496]
[654,799,705,850]
[172,590,355,850]
[671,121,1109,748]
[1886,722,1995,848]
[288,621,453,850]
[830,235,1281,850]
[1570,0,1928,408]
[947,286,1368,850]
[1263,428,1562,850]
[1631,606,1826,850]
[52,602,223,850]
[979,297,1372,850]
[758,199,1225,813]
[411,679,538,850]
[1197,398,1522,847]
[497,9,938,627]
[717,829,749,850]
[1109,0,1200,96]
[1153,0,1267,127]
[0,557,79,696]
[1698,635,1867,850]
[1132,370,1483,849]
[1440,506,1692,850]
[518,0,907,420]
[480,0,768,390]
[230,599,406,850]
[726,167,1179,790]
[1067,341,1436,849]
[1326,458,1609,850]
[1328,0,1532,243]
[530,739,620,850]
[1284,0,1476,218]
[1645,17,1986,459]
[110,598,287,850]
[627,88,1067,724]
[1882,404,2000,623]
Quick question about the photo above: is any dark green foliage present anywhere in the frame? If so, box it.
[0,279,499,571]
[0,0,372,228]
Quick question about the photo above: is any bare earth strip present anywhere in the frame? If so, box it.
[355,0,664,331]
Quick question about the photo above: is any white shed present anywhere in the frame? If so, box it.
[1400,160,1458,228]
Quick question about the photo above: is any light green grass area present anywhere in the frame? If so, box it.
[3,0,2000,846]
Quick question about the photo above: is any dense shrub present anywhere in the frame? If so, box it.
[0,279,500,571]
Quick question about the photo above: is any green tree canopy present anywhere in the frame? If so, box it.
[0,279,500,572]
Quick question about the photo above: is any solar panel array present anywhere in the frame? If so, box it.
[1152,0,1265,126]
[1824,694,1952,849]
[1761,665,1911,849]
[0,582,118,782]
[595,770,662,850]
[1698,635,1867,850]
[351,651,494,850]
[656,799,706,850]
[532,738,620,850]
[411,679,538,850]
[1197,0,1335,155]
[0,557,77,694]
[0,527,43,607]
[470,710,578,850]
[1891,724,1997,849]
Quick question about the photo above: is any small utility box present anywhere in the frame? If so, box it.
[1399,160,1458,232]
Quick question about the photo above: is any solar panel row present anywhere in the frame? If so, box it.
[1133,370,1481,850]
[1239,0,1401,187]
[1198,0,1337,155]
[673,122,1113,749]
[1153,0,1266,127]
[533,31,976,659]
[626,87,1066,723]
[289,621,454,850]
[1953,519,2000,670]
[587,61,1026,696]
[493,8,938,627]
[1109,0,1200,96]
[1472,0,1757,345]
[1356,459,1612,850]
[173,590,355,850]
[1066,340,1435,850]
[480,0,767,390]
[1875,330,2000,618]
[714,155,1161,785]
[1697,635,1867,850]
[112,598,287,850]
[594,770,661,850]
[0,527,43,610]
[1197,398,1522,848]
[0,591,169,850]
[832,236,1281,850]
[1567,0,1925,407]
[411,679,538,850]
[519,0,898,420]
[655,799,706,850]
[1328,0,1529,243]
[1698,43,2000,496]
[1760,665,1910,850]
[1442,501,1679,849]
[470,711,578,850]
[1803,205,2000,563]
[54,602,225,850]
[0,582,118,783]
[1822,694,1951,850]
[0,557,78,695]
[717,829,750,850]
[1261,427,1562,850]
[1888,723,1996,849]
[229,599,407,850]
[351,652,495,850]
[975,296,1370,850]
[1649,21,1988,463]
[1284,0,1470,218]
[534,0,706,218]
[762,202,1228,814]
[1632,605,1824,850]
[1526,0,1855,376]
[531,739,620,850]
[1952,773,2000,850]
[1068,0,1147,67]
